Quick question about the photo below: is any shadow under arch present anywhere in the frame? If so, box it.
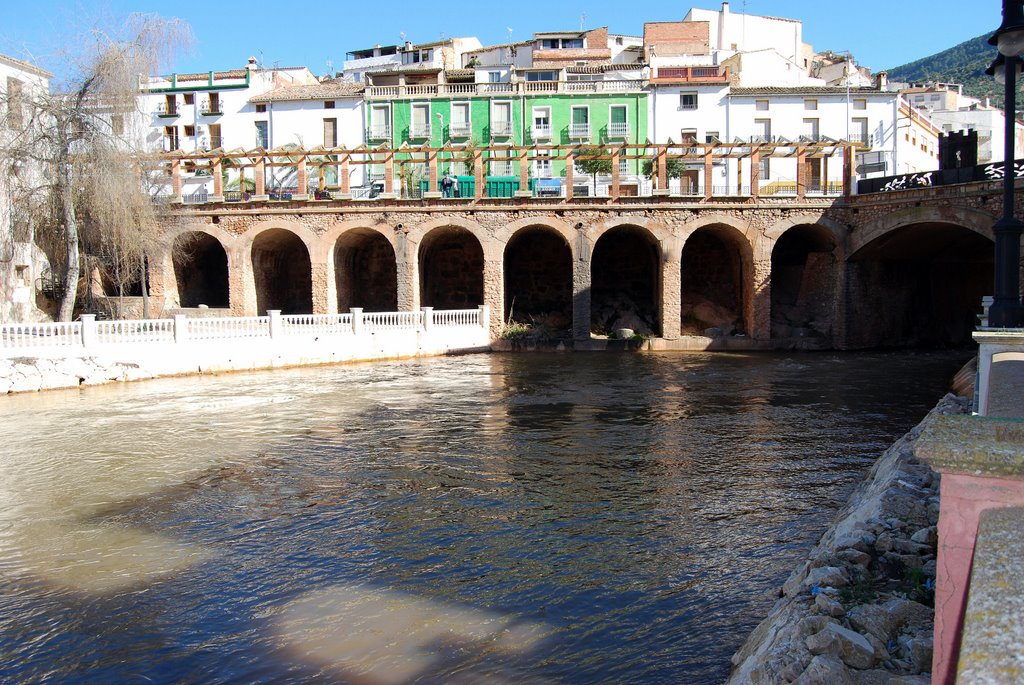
[679,223,752,336]
[503,225,573,334]
[171,231,230,309]
[419,225,484,310]
[334,227,397,312]
[591,224,661,336]
[846,221,993,348]
[770,223,840,343]
[251,228,313,315]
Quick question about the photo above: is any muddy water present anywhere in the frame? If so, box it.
[0,351,967,684]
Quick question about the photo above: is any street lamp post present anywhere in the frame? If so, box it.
[987,0,1024,327]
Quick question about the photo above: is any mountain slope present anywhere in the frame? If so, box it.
[885,33,1022,112]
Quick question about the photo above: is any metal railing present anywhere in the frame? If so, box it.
[531,124,552,139]
[155,102,178,116]
[491,121,513,137]
[409,123,431,138]
[200,102,223,115]
[607,122,629,138]
[367,126,392,140]
[569,123,590,139]
[449,122,471,138]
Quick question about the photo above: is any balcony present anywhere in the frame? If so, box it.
[449,122,471,138]
[367,126,392,140]
[205,135,224,149]
[847,133,872,147]
[409,123,431,139]
[155,103,178,118]
[569,123,590,139]
[607,122,628,139]
[491,121,513,138]
[532,124,552,140]
[652,66,730,84]
[200,102,223,116]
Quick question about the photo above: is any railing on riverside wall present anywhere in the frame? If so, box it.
[0,307,488,357]
[0,321,82,351]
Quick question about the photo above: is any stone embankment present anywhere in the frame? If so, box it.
[728,393,970,685]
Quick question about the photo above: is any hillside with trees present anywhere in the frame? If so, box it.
[885,33,1023,112]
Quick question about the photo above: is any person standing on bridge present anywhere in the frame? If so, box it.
[441,171,453,198]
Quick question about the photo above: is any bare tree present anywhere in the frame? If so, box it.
[0,14,192,320]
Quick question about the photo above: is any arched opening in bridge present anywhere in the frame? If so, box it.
[770,225,838,342]
[334,229,397,312]
[251,228,312,315]
[503,226,572,336]
[172,232,229,309]
[419,226,484,310]
[679,226,747,336]
[591,225,660,336]
[847,222,993,348]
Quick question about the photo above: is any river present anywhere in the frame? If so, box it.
[0,350,968,684]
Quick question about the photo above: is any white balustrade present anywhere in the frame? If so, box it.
[187,316,271,340]
[95,319,176,344]
[0,321,81,351]
[0,307,487,358]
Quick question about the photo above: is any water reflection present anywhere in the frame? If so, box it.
[0,351,967,684]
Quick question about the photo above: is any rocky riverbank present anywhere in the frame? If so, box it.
[727,392,970,685]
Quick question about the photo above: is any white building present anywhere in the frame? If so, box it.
[1,53,53,323]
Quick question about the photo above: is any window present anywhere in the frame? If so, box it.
[541,37,584,49]
[410,103,430,138]
[255,121,268,148]
[804,99,817,110]
[758,157,770,179]
[163,94,177,115]
[370,104,390,139]
[324,100,335,109]
[490,146,513,176]
[208,123,222,148]
[570,106,589,138]
[324,118,337,147]
[681,128,698,144]
[488,71,502,83]
[207,93,220,113]
[608,105,627,138]
[802,118,819,141]
[111,114,124,136]
[450,102,470,137]
[6,77,23,129]
[753,118,772,143]
[705,130,720,144]
[853,98,867,110]
[532,106,551,139]
[402,48,432,65]
[534,149,552,178]
[491,101,512,137]
[680,92,698,110]
[851,118,869,144]
[526,71,557,82]
[256,103,267,113]
[164,125,179,151]
[184,125,196,137]
[755,99,769,111]
[183,93,195,105]
[619,157,628,174]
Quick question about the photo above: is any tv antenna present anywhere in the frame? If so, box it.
[507,27,514,43]
[580,13,586,31]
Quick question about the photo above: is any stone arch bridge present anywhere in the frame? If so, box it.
[153,182,1012,350]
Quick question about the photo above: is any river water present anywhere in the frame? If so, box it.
[0,350,966,684]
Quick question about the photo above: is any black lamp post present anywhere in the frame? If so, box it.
[986,0,1024,327]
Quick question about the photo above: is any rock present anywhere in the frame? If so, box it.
[851,669,892,685]
[815,592,846,618]
[889,676,931,685]
[804,566,848,590]
[875,533,895,554]
[805,623,876,669]
[921,559,937,578]
[795,615,836,639]
[907,636,932,673]
[836,549,873,568]
[847,599,933,643]
[783,561,813,597]
[879,493,929,530]
[892,538,931,555]
[884,552,923,570]
[834,532,872,554]
[909,526,937,546]
[793,654,854,685]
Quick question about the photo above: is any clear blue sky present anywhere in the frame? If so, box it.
[0,0,1003,81]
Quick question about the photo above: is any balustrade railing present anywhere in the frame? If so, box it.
[0,308,488,356]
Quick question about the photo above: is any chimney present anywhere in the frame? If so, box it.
[722,1,730,12]
[876,70,888,91]
[246,56,258,72]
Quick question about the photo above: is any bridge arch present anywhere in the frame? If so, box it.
[170,230,231,309]
[248,224,315,315]
[502,224,573,334]
[417,224,485,311]
[846,208,995,348]
[331,225,398,313]
[769,222,842,343]
[590,224,662,336]
[678,221,753,336]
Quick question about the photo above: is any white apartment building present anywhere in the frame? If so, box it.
[1,53,52,323]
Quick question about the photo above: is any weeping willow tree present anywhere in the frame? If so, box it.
[0,14,193,321]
